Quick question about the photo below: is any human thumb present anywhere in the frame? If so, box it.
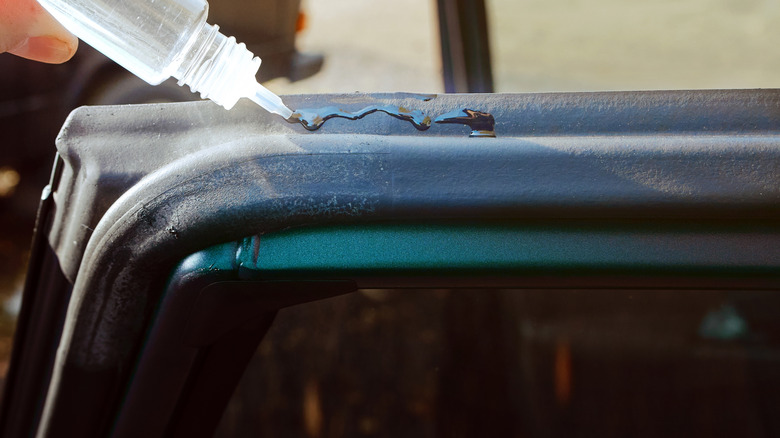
[1,0,78,64]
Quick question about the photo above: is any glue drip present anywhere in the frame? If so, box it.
[287,106,496,137]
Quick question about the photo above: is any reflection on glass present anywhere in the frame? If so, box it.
[216,289,780,437]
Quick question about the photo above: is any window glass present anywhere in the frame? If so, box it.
[216,289,779,437]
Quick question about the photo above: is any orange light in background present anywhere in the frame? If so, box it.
[0,167,20,198]
[554,338,572,407]
[303,378,323,437]
[296,11,307,33]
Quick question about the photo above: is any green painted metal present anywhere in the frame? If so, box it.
[172,222,780,280]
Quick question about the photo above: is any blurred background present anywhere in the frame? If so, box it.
[3,0,780,436]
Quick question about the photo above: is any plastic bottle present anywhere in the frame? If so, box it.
[36,0,293,118]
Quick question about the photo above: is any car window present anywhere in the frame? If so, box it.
[215,288,779,437]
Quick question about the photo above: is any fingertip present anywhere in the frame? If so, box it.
[9,34,78,64]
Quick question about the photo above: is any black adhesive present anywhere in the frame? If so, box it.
[414,94,437,102]
[288,105,432,131]
[434,109,496,138]
[287,106,495,138]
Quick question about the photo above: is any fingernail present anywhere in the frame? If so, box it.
[10,35,76,64]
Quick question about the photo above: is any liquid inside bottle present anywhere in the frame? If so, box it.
[37,0,292,116]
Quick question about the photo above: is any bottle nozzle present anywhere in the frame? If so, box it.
[249,83,293,119]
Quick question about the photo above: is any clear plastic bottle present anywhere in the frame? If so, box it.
[37,0,293,117]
